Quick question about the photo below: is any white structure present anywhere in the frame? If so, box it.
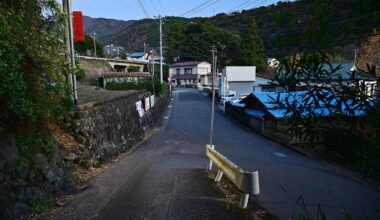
[128,52,149,62]
[220,66,277,97]
[267,58,280,68]
[253,75,277,92]
[221,66,256,96]
[169,61,211,86]
[103,44,124,58]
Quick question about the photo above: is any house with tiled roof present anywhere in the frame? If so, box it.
[169,61,211,87]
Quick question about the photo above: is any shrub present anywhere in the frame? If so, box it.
[0,1,73,133]
[107,77,166,96]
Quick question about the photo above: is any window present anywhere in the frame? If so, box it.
[176,68,181,75]
[198,67,209,74]
[184,68,192,74]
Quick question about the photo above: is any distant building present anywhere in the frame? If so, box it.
[169,61,211,87]
[128,52,149,62]
[267,58,279,68]
[103,44,124,58]
[253,75,279,92]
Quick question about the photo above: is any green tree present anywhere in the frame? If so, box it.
[0,1,73,132]
[74,34,104,57]
[235,19,267,72]
[165,20,239,68]
[165,21,185,64]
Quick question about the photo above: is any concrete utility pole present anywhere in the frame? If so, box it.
[89,31,97,57]
[62,0,72,88]
[209,46,217,146]
[152,58,156,96]
[62,0,77,105]
[159,15,163,84]
[353,48,359,66]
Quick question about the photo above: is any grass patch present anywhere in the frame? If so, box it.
[30,198,54,213]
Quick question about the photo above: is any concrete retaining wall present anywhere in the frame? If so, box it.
[68,90,169,163]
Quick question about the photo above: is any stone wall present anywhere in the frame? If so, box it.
[0,90,169,218]
[0,135,72,218]
[67,90,170,164]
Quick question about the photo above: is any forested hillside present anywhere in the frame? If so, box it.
[83,16,136,40]
[85,0,379,60]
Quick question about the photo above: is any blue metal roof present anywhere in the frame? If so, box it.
[245,109,266,118]
[231,102,245,108]
[250,91,372,119]
[129,52,146,58]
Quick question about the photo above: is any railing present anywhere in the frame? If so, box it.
[206,145,260,209]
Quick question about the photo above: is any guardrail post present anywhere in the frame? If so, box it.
[240,194,250,209]
[207,145,215,170]
[214,170,223,182]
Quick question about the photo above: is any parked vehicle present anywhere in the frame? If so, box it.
[230,94,249,103]
[219,91,237,104]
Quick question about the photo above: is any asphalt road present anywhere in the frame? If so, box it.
[50,88,380,220]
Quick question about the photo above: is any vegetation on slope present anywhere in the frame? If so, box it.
[106,0,379,60]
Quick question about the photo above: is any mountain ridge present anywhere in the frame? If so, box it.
[83,0,380,59]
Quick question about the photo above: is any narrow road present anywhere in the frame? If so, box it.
[51,88,380,220]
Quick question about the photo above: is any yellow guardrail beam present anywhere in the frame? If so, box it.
[206,144,260,209]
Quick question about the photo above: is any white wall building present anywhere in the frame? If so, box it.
[221,66,256,96]
[220,66,277,97]
[169,61,211,86]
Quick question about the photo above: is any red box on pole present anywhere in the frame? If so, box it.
[73,11,84,42]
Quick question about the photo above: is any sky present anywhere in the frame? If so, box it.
[71,0,283,21]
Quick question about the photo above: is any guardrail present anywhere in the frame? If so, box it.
[206,145,260,209]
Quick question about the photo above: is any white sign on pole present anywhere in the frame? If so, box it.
[150,95,155,108]
[144,97,150,111]
[135,100,145,117]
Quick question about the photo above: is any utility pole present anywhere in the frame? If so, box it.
[89,31,97,57]
[62,0,72,88]
[353,48,359,67]
[62,0,77,105]
[159,15,163,84]
[152,58,156,96]
[209,46,217,146]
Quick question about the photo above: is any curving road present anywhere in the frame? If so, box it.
[50,88,380,220]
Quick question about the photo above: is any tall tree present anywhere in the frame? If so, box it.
[357,29,380,77]
[74,34,104,57]
[165,20,239,68]
[235,19,267,72]
[165,21,185,64]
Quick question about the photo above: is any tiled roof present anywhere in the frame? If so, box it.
[169,61,208,68]
[101,72,151,78]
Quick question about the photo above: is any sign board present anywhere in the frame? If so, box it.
[135,100,145,117]
[144,97,150,111]
[73,11,84,42]
[150,95,155,108]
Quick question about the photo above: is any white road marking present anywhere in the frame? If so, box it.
[273,152,287,158]
[168,105,172,108]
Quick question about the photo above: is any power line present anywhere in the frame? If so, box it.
[244,0,270,10]
[180,0,212,17]
[118,0,132,10]
[227,0,256,13]
[150,0,160,16]
[137,0,151,18]
[185,0,221,17]
[158,0,166,16]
